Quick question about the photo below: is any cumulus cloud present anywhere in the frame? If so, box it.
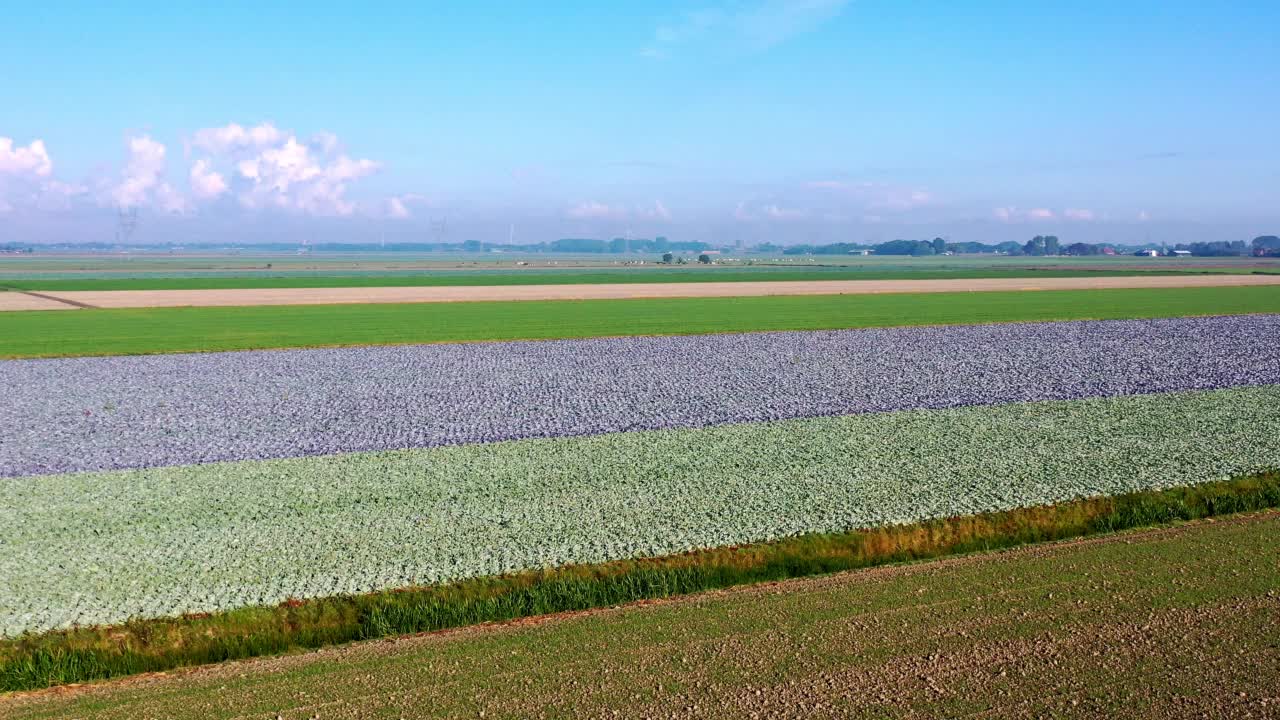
[1063,208,1095,221]
[189,158,228,199]
[0,137,53,177]
[386,196,411,219]
[191,122,285,155]
[110,135,187,213]
[994,206,1059,222]
[0,137,95,213]
[189,123,383,216]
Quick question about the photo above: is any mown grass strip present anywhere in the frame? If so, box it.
[3,285,1280,359]
[0,267,1258,291]
[2,472,1277,692]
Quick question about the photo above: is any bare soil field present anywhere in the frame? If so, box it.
[5,511,1276,719]
[7,273,1280,310]
[0,292,79,312]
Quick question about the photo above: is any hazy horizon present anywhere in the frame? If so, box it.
[2,1,1277,246]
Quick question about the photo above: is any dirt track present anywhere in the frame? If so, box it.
[5,511,1277,719]
[3,273,1279,311]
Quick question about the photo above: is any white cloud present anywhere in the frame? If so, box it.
[111,135,187,213]
[386,196,411,219]
[191,122,285,154]
[189,158,228,199]
[1064,208,1095,221]
[1138,210,1151,222]
[994,206,1058,222]
[0,137,53,177]
[0,137,92,213]
[36,179,87,211]
[191,124,383,216]
[643,0,848,58]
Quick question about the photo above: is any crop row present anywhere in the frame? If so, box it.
[3,385,1278,637]
[4,314,1279,477]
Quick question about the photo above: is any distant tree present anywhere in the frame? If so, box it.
[462,239,482,252]
[1253,236,1280,256]
[1183,240,1248,257]
[551,238,609,253]
[1063,242,1101,256]
[661,252,674,264]
[1044,235,1060,255]
[932,237,947,255]
[876,239,935,256]
[697,253,712,264]
[1023,236,1046,256]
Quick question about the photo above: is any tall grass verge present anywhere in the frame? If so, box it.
[3,472,1277,693]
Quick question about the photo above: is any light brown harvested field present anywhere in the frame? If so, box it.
[0,292,78,312]
[4,512,1277,719]
[14,273,1280,310]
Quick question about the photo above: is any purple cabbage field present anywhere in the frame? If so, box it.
[3,314,1279,477]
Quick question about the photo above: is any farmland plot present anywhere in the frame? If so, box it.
[3,386,1279,636]
[3,314,1279,477]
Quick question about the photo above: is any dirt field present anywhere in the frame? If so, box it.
[4,273,1280,310]
[5,511,1276,719]
[0,292,78,311]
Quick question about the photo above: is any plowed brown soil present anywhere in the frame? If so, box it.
[4,512,1277,719]
[11,273,1280,310]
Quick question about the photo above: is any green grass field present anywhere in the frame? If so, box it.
[2,285,1279,358]
[0,266,1261,291]
[6,508,1277,718]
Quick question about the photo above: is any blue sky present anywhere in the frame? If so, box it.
[1,0,1277,245]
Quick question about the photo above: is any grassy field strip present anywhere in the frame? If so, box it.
[4,511,1275,718]
[4,385,1278,639]
[2,285,1279,358]
[8,273,1280,311]
[2,266,1265,291]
